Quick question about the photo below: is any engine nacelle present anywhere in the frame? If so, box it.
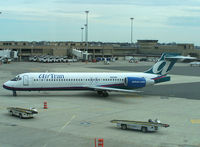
[124,77,146,88]
[124,77,154,88]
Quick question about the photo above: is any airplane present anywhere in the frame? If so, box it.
[3,53,195,97]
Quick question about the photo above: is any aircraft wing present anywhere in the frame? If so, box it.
[87,86,142,93]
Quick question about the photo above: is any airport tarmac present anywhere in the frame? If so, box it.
[0,61,200,147]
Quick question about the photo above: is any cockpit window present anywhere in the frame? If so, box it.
[11,76,22,81]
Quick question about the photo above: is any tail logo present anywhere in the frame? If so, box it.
[145,53,180,75]
[152,60,171,75]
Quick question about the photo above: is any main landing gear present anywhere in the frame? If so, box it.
[13,91,17,96]
[97,91,109,97]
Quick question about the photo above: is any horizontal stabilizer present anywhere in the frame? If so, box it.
[153,76,170,84]
[165,56,196,60]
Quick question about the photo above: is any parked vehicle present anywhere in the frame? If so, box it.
[111,119,170,133]
[48,56,54,63]
[7,107,38,119]
[63,56,68,62]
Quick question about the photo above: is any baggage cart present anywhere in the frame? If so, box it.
[111,119,169,132]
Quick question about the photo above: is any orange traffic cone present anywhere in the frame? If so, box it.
[44,101,48,109]
[95,138,104,147]
[98,138,104,147]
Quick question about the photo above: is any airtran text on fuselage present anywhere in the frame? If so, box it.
[39,74,64,79]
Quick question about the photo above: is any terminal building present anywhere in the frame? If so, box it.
[0,40,199,61]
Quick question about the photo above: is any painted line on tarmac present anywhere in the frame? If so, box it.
[190,119,200,124]
[43,115,76,147]
[59,115,76,132]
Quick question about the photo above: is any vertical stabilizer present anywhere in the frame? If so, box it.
[145,53,179,75]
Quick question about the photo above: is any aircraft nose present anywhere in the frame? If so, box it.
[3,81,10,90]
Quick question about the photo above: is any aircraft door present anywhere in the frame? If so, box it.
[23,75,29,86]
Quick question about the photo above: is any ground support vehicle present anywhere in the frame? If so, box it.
[7,107,38,119]
[111,119,170,133]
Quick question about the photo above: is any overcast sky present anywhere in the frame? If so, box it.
[0,0,200,45]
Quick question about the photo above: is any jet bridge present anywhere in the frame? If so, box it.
[72,49,90,61]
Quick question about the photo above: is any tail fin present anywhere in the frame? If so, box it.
[145,53,180,75]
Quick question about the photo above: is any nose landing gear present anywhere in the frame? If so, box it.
[13,91,17,96]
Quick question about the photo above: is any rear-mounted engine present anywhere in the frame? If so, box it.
[124,77,146,88]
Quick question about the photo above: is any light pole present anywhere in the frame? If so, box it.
[130,17,134,44]
[84,24,87,51]
[85,11,89,52]
[81,27,84,42]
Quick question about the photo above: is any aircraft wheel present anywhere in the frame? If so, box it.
[102,91,109,97]
[97,91,109,97]
[97,91,103,95]
[121,124,127,130]
[10,111,13,116]
[19,113,23,119]
[141,127,147,133]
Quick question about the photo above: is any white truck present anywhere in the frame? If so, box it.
[111,119,170,133]
[7,107,38,119]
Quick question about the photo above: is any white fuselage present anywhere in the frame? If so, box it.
[3,72,157,91]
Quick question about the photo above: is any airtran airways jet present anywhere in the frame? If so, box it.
[3,53,195,97]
